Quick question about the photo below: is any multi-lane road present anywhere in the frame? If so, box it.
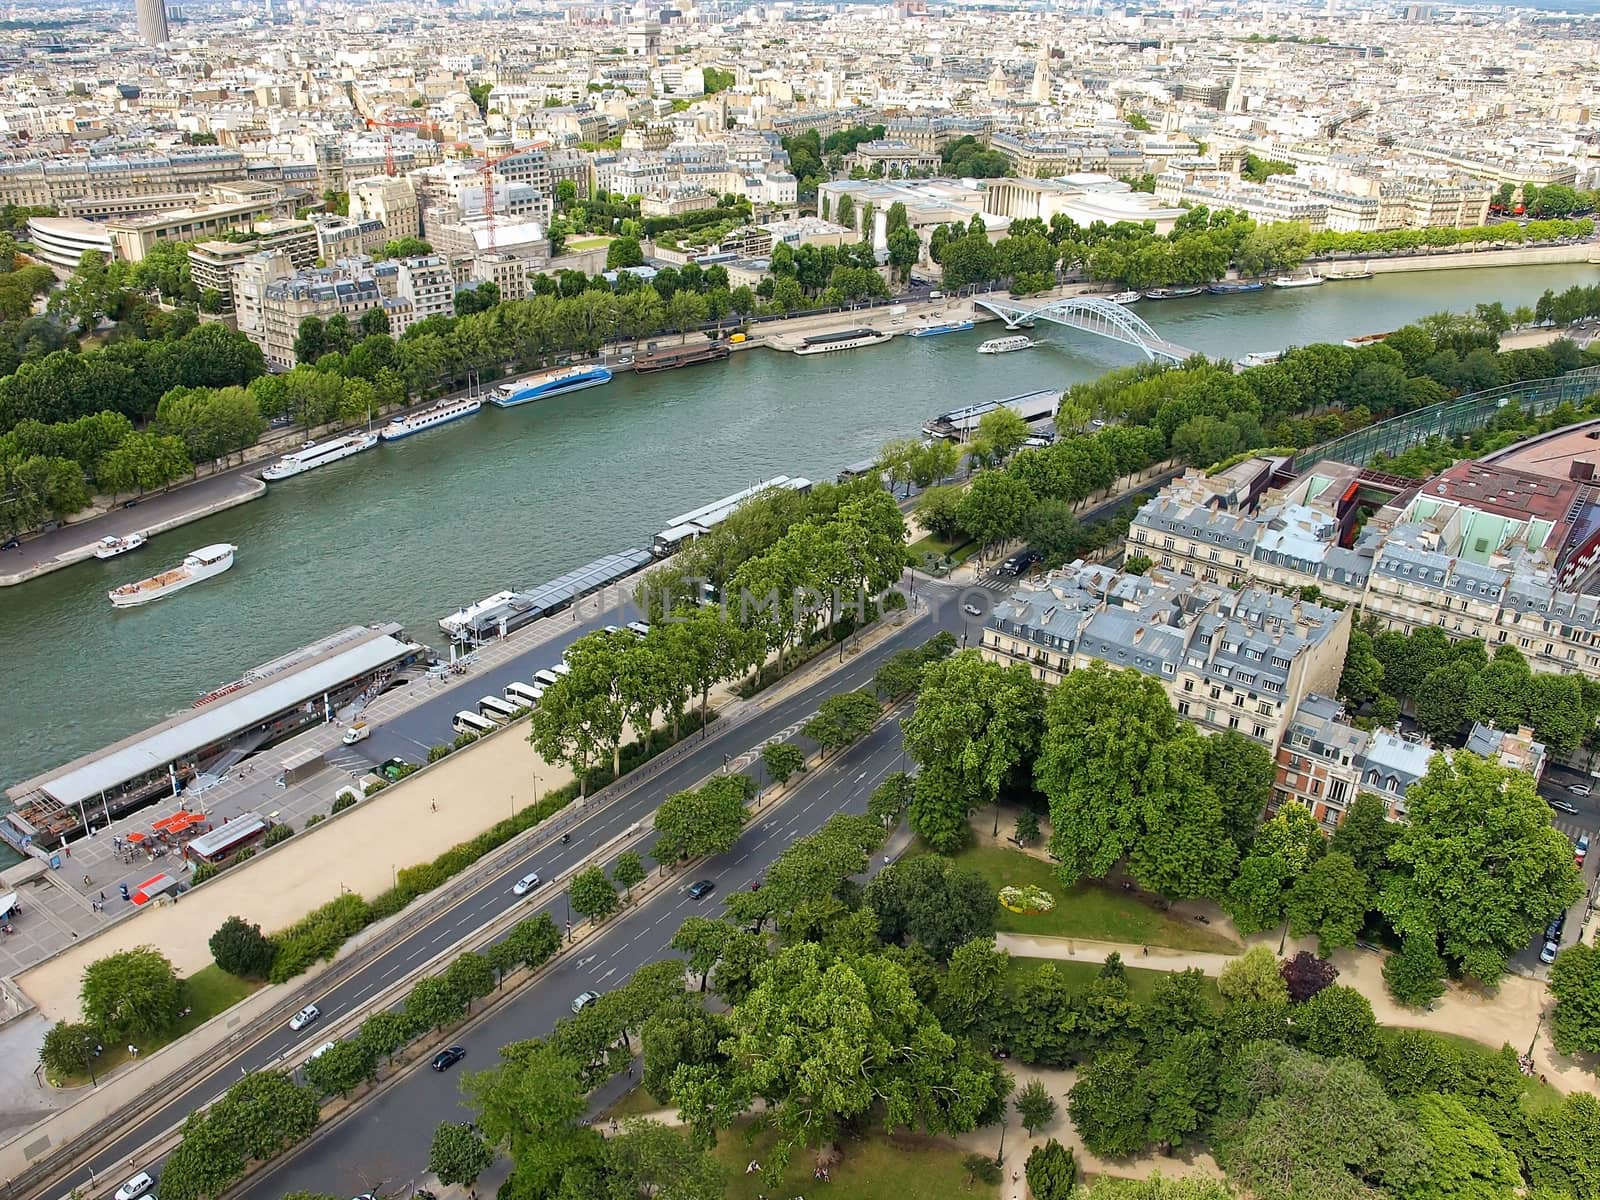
[71,588,960,1196]
[249,711,912,1199]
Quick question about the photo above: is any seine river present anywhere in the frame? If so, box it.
[2,262,1597,837]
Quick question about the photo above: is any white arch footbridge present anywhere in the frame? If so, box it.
[974,295,1197,363]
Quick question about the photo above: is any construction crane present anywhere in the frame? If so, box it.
[475,144,533,253]
[364,114,435,177]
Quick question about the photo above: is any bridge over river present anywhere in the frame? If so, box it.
[975,294,1198,363]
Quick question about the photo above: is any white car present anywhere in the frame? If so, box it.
[513,871,542,896]
[1541,940,1560,965]
[572,990,601,1013]
[627,621,651,637]
[288,1003,320,1032]
[115,1173,154,1200]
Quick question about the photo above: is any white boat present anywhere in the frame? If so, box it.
[1270,274,1324,289]
[491,365,614,408]
[380,396,482,442]
[440,590,520,638]
[1235,351,1284,370]
[261,433,379,481]
[793,327,894,356]
[1107,291,1142,304]
[977,336,1037,355]
[93,532,147,560]
[1322,267,1374,281]
[109,543,235,608]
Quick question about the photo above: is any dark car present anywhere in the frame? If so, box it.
[1548,797,1580,815]
[432,1046,466,1072]
[687,879,716,899]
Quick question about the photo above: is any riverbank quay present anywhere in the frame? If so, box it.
[1314,237,1600,275]
[0,594,931,1194]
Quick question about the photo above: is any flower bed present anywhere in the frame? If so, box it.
[999,884,1056,915]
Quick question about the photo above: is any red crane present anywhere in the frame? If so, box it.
[476,144,534,253]
[364,114,435,177]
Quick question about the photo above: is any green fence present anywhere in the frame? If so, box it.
[1289,363,1600,475]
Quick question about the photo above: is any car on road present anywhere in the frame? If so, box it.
[341,722,370,745]
[377,756,412,782]
[513,871,542,896]
[962,602,983,616]
[1577,834,1591,867]
[1546,913,1566,943]
[627,621,651,637]
[572,990,601,1013]
[115,1172,155,1200]
[687,879,717,899]
[288,1003,320,1032]
[432,1046,467,1072]
[1570,783,1592,797]
[1541,940,1560,965]
[1548,797,1581,815]
[1000,550,1041,575]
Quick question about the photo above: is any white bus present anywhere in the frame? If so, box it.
[453,710,495,736]
[504,681,543,710]
[477,695,520,723]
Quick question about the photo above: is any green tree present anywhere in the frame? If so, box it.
[1414,659,1476,742]
[404,975,467,1032]
[1400,1092,1521,1200]
[39,1020,99,1078]
[1519,1092,1600,1198]
[653,776,750,863]
[357,1009,416,1065]
[904,650,1043,852]
[460,1040,592,1200]
[802,690,881,757]
[303,1037,377,1097]
[444,951,496,1013]
[1038,664,1238,900]
[613,850,646,897]
[1549,942,1600,1055]
[1380,752,1582,982]
[761,740,805,787]
[604,1118,725,1200]
[1218,945,1290,1007]
[606,236,646,270]
[80,945,181,1040]
[1025,1137,1078,1200]
[1293,984,1376,1059]
[1330,791,1398,881]
[1016,1077,1059,1136]
[209,915,277,979]
[1383,934,1448,1009]
[1023,498,1084,567]
[864,854,996,961]
[569,865,621,922]
[868,770,915,830]
[1069,1048,1151,1156]
[1215,1042,1426,1200]
[671,916,732,990]
[975,405,1032,463]
[957,469,1035,551]
[429,1121,495,1188]
[915,483,967,542]
[1286,851,1369,954]
[1227,801,1325,935]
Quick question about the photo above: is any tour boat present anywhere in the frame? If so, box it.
[380,396,482,441]
[1106,291,1141,304]
[490,365,614,407]
[1270,274,1324,289]
[907,319,976,337]
[793,328,894,356]
[1235,351,1284,370]
[93,532,147,560]
[109,544,236,608]
[261,433,379,481]
[1142,287,1203,300]
[977,336,1037,355]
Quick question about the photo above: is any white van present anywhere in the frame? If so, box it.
[533,668,561,688]
[341,722,370,745]
[304,1040,336,1068]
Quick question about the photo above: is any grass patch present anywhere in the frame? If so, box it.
[566,235,615,250]
[938,842,1241,955]
[52,964,260,1087]
[712,1122,984,1200]
[602,1084,668,1121]
[907,532,977,576]
[1005,955,1222,1008]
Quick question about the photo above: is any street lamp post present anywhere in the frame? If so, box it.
[83,1036,96,1087]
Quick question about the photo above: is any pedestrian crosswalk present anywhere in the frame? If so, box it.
[1554,817,1595,843]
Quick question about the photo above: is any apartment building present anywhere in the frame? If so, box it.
[989,131,1145,180]
[1128,453,1600,684]
[883,116,992,155]
[390,254,455,335]
[188,220,318,312]
[349,175,421,243]
[0,148,252,207]
[313,216,389,261]
[982,560,1351,749]
[234,253,397,369]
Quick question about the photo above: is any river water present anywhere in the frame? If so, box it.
[3,262,1597,830]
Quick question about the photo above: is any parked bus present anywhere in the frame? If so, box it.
[453,710,495,737]
[477,695,520,724]
[504,681,543,710]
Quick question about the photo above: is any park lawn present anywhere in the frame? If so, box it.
[602,1083,668,1121]
[943,842,1241,956]
[1004,955,1222,1008]
[565,235,615,250]
[713,1122,988,1200]
[907,531,978,567]
[52,964,260,1088]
